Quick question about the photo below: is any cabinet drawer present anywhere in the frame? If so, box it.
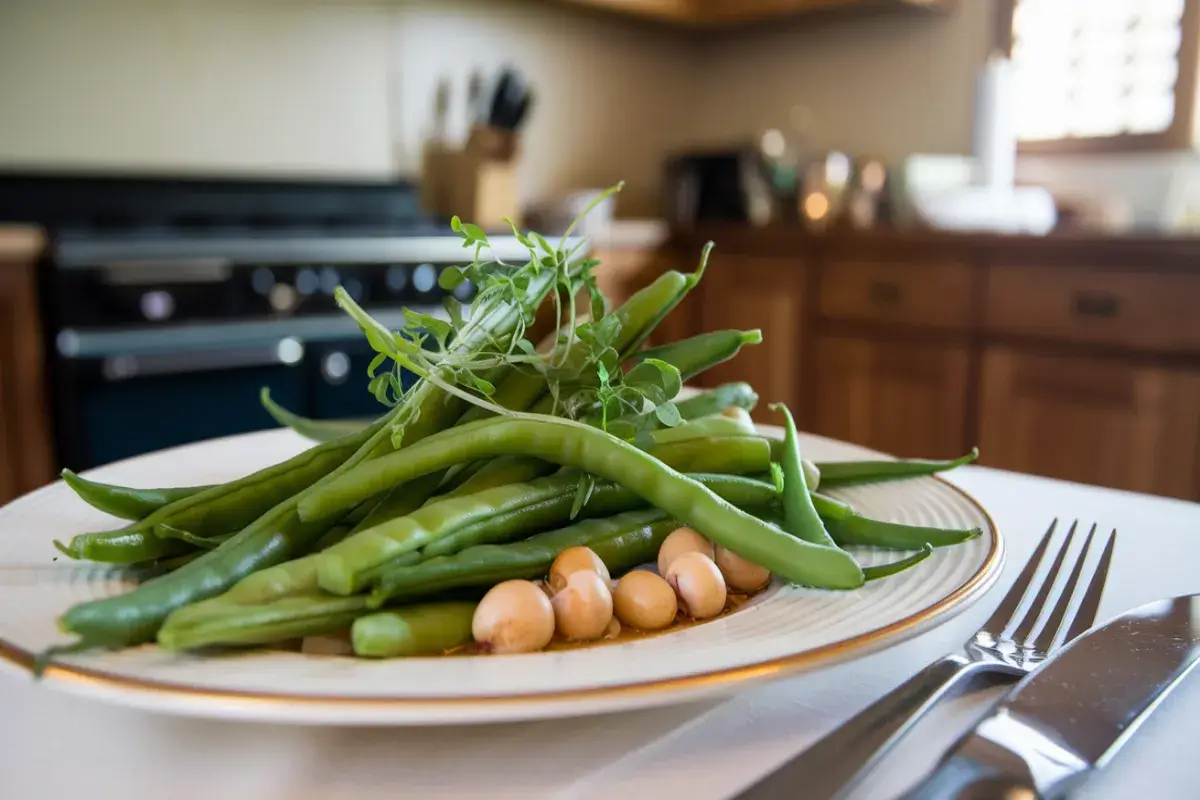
[985,266,1200,352]
[819,260,974,328]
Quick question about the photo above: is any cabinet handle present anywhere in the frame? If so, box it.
[1072,291,1120,319]
[868,280,902,304]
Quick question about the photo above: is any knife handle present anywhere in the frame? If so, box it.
[736,655,1002,800]
[898,752,1033,800]
[899,710,1091,800]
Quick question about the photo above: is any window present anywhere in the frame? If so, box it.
[1000,0,1200,151]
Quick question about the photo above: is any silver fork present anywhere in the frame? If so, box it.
[734,519,1117,800]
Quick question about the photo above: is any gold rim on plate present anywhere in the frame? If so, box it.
[0,477,1002,712]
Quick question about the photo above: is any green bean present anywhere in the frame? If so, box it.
[160,506,674,652]
[352,602,477,658]
[444,272,700,489]
[57,258,567,653]
[316,437,779,595]
[862,544,933,581]
[260,388,373,442]
[301,414,864,591]
[423,472,775,561]
[810,492,981,549]
[611,265,699,361]
[57,412,393,565]
[61,469,211,521]
[645,436,771,476]
[155,525,233,551]
[349,472,447,534]
[438,456,557,500]
[422,472,775,562]
[159,590,368,651]
[645,414,757,444]
[771,404,837,548]
[811,449,980,487]
[371,509,677,606]
[631,329,762,382]
[53,529,191,564]
[675,383,759,420]
[310,524,353,553]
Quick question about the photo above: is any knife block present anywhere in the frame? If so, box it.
[422,125,522,230]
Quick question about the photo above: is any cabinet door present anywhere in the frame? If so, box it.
[0,258,55,502]
[698,256,805,420]
[979,348,1200,500]
[810,335,971,459]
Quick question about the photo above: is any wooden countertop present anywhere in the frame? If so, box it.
[669,223,1200,269]
[0,226,44,265]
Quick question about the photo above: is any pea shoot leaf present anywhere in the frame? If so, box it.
[623,359,682,407]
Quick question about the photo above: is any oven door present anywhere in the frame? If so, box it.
[52,332,309,471]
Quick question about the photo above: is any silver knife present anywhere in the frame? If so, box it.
[901,593,1200,800]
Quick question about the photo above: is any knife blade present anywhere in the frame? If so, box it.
[902,593,1200,800]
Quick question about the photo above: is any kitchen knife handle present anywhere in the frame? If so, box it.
[897,752,1032,800]
[899,709,1091,800]
[735,655,1002,800]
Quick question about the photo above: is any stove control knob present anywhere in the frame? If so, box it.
[140,290,175,321]
[322,351,351,385]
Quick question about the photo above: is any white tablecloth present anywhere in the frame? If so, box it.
[3,465,1199,800]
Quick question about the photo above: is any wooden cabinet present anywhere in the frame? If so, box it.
[979,347,1200,501]
[697,256,805,421]
[809,335,971,459]
[820,258,975,329]
[555,0,941,25]
[986,265,1200,352]
[0,227,54,505]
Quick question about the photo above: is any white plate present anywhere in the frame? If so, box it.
[0,426,1001,726]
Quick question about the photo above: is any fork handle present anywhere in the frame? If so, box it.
[734,655,1002,800]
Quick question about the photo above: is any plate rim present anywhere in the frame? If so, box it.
[0,427,1003,723]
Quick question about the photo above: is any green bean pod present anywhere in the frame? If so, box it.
[771,404,837,548]
[810,449,980,487]
[371,509,677,606]
[61,469,211,521]
[810,492,982,549]
[56,260,569,652]
[421,472,776,561]
[862,544,933,581]
[58,412,393,565]
[301,414,865,591]
[317,439,778,595]
[674,383,759,420]
[158,590,368,651]
[646,436,771,476]
[631,329,762,382]
[352,602,477,658]
[645,414,757,444]
[438,456,557,500]
[261,388,374,442]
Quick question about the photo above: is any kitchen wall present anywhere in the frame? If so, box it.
[388,0,696,217]
[0,0,395,179]
[690,2,996,163]
[0,0,694,216]
[19,0,1152,224]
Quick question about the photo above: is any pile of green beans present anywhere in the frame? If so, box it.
[43,234,985,665]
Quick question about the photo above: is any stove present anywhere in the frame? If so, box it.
[0,173,564,471]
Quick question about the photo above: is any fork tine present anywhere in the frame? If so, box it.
[1011,520,1079,643]
[1029,523,1097,652]
[980,519,1058,634]
[1063,529,1117,643]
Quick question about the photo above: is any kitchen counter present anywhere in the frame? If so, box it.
[670,223,1200,270]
